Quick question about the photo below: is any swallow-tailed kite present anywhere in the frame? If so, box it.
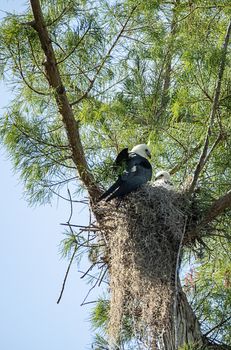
[99,144,152,202]
[154,170,173,188]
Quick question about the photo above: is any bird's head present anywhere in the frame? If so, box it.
[155,170,171,182]
[131,144,151,159]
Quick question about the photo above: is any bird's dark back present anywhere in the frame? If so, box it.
[126,152,152,181]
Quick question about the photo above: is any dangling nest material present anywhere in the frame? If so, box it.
[95,183,187,347]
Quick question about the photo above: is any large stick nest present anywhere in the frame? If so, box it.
[94,183,189,347]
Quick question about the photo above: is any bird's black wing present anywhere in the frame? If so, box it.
[114,148,129,168]
[98,177,122,202]
[98,148,129,202]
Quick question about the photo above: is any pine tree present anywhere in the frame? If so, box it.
[0,1,231,349]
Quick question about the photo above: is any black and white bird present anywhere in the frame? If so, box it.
[154,170,173,189]
[98,144,152,202]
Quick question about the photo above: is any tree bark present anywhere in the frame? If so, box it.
[162,285,203,350]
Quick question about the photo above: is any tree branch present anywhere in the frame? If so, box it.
[169,142,202,175]
[204,315,231,337]
[56,24,91,65]
[188,19,231,195]
[29,0,101,201]
[185,190,231,244]
[70,6,137,106]
[202,190,231,226]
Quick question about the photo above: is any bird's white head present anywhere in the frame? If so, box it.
[131,144,151,159]
[155,170,171,182]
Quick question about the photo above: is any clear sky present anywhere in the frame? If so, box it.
[0,2,102,349]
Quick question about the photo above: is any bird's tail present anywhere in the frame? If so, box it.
[98,178,121,202]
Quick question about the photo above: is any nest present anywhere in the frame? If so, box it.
[95,183,188,348]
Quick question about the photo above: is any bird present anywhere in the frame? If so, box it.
[154,170,173,189]
[98,144,152,202]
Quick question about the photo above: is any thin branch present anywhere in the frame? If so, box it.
[203,131,225,165]
[80,262,97,279]
[204,315,231,337]
[44,176,78,188]
[13,122,69,150]
[188,19,231,195]
[46,5,68,27]
[192,72,213,102]
[98,264,108,286]
[57,185,87,304]
[92,75,128,98]
[11,42,48,96]
[13,123,76,169]
[60,223,98,229]
[80,300,98,306]
[160,127,188,151]
[56,25,91,65]
[80,268,104,306]
[78,270,109,285]
[170,142,202,175]
[70,6,137,106]
[156,1,179,119]
[56,244,77,304]
[67,188,73,223]
[48,188,84,202]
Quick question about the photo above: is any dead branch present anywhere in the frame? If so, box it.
[80,267,105,306]
[56,244,77,304]
[57,189,79,304]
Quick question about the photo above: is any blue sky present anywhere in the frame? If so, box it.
[0,2,102,349]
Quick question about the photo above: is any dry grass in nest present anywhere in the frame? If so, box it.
[95,183,187,347]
